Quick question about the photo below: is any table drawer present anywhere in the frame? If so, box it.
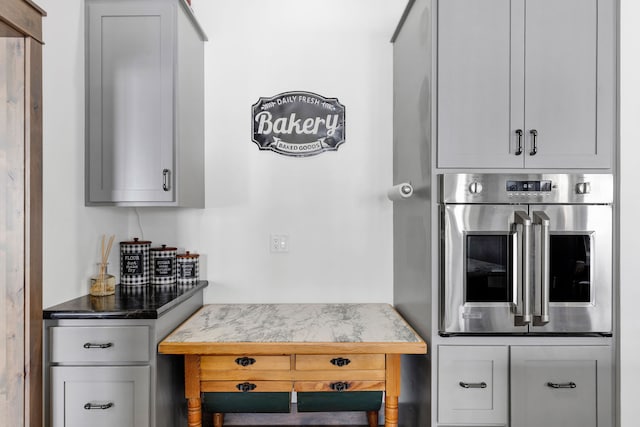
[50,326,150,363]
[295,380,385,392]
[201,355,291,371]
[295,354,384,371]
[201,380,292,393]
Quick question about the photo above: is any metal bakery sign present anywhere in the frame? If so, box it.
[251,91,346,157]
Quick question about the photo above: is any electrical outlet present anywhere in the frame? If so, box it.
[270,234,289,253]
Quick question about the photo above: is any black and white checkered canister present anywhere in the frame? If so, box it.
[177,251,199,285]
[150,245,177,285]
[120,238,151,285]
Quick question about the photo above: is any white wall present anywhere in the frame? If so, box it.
[619,1,640,425]
[40,0,406,307]
[40,0,130,306]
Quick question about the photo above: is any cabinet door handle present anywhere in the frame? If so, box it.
[459,381,487,389]
[235,357,256,367]
[236,382,257,392]
[84,402,114,410]
[529,129,538,155]
[547,381,576,389]
[515,129,523,155]
[83,342,113,349]
[330,357,351,367]
[162,169,171,191]
[330,381,350,392]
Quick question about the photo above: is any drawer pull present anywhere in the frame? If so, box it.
[547,381,576,389]
[84,402,114,410]
[235,357,256,367]
[459,381,487,389]
[236,382,257,392]
[330,357,351,367]
[83,342,113,349]
[330,381,350,392]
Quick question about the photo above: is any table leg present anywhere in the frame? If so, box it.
[187,398,202,427]
[213,412,224,427]
[367,410,379,426]
[385,354,401,427]
[185,355,202,427]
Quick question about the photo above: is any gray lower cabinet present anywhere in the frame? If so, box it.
[510,346,612,427]
[44,291,204,427]
[437,345,613,427]
[51,366,150,427]
[436,0,616,169]
[85,0,207,206]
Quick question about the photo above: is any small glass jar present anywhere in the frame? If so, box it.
[90,262,116,296]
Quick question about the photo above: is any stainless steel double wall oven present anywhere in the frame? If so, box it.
[440,174,613,335]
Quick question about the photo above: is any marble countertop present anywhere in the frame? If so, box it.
[43,281,208,320]
[160,303,426,354]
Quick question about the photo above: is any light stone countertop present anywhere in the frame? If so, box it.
[160,304,426,354]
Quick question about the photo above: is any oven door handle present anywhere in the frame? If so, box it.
[533,211,551,325]
[514,211,532,325]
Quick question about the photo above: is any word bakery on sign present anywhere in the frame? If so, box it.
[251,91,346,157]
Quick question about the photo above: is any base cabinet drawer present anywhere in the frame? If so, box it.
[50,366,150,427]
[438,345,508,425]
[50,326,150,363]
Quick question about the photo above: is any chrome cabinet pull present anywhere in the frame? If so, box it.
[515,129,523,155]
[529,129,538,155]
[83,342,113,349]
[533,211,551,325]
[235,357,256,367]
[330,382,350,392]
[547,382,576,389]
[84,402,114,410]
[162,169,171,191]
[330,357,351,367]
[514,211,532,324]
[236,382,257,392]
[459,381,487,389]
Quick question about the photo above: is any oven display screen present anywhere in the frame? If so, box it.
[506,180,552,192]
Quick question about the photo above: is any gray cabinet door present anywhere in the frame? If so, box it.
[523,0,612,169]
[437,0,522,169]
[511,346,612,427]
[51,366,150,427]
[437,0,614,170]
[438,345,508,425]
[86,1,174,203]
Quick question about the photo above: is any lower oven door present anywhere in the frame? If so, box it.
[530,204,612,334]
[441,204,529,334]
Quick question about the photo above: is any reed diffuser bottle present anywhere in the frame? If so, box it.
[90,235,116,296]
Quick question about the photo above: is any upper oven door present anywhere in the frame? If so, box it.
[441,204,529,334]
[530,204,612,334]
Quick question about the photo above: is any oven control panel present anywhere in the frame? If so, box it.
[441,174,613,205]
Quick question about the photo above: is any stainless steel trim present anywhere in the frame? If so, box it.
[514,211,532,325]
[439,174,613,205]
[533,211,551,325]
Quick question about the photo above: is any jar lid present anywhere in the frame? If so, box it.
[120,237,152,245]
[151,244,177,251]
[177,251,199,259]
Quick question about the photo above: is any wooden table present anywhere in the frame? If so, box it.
[158,303,426,427]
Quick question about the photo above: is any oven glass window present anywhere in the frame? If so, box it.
[549,235,591,302]
[465,235,512,302]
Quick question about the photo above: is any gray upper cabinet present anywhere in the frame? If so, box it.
[437,0,615,169]
[86,0,207,206]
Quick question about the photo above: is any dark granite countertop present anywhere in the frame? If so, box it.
[43,281,208,320]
